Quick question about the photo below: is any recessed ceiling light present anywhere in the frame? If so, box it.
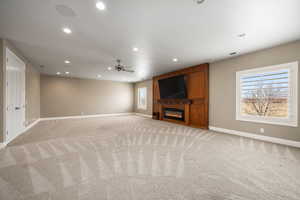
[96,1,106,10]
[108,67,112,71]
[173,58,178,62]
[65,71,70,74]
[56,72,61,75]
[133,47,139,52]
[229,52,237,56]
[64,60,71,64]
[62,27,72,34]
[97,74,102,78]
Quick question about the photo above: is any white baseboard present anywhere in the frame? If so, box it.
[1,118,42,148]
[209,126,300,148]
[40,113,135,121]
[135,113,152,118]
[24,119,41,133]
[3,116,298,149]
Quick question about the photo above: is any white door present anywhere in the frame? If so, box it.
[6,48,26,143]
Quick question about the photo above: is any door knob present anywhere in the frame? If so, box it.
[15,107,21,110]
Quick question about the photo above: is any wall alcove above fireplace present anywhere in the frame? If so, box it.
[152,64,209,129]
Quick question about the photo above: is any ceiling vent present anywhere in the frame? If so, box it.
[194,0,205,4]
[55,5,77,17]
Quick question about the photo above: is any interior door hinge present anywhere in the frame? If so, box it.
[6,131,8,135]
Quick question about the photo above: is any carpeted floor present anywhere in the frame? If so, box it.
[0,115,300,200]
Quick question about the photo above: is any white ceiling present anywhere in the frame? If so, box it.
[1,0,300,82]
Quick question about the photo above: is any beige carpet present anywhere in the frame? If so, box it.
[0,115,300,200]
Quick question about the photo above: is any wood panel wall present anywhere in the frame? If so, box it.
[152,63,209,129]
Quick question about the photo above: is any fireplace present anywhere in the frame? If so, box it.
[163,108,185,121]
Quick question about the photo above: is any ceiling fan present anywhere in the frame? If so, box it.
[110,59,135,73]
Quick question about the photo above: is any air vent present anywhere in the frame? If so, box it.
[194,0,205,4]
[55,5,76,17]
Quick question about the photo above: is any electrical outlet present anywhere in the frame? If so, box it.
[260,128,265,133]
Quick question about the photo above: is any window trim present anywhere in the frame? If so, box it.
[236,62,298,127]
[137,87,147,110]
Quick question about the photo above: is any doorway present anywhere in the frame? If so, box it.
[5,48,26,143]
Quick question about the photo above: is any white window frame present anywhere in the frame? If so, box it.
[236,62,298,127]
[137,87,147,110]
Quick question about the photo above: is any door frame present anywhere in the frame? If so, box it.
[5,47,26,144]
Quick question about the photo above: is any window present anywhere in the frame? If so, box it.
[138,87,147,110]
[236,62,298,127]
